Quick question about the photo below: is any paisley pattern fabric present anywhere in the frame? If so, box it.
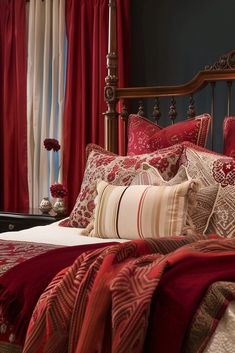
[64,143,184,228]
[127,114,211,155]
[223,116,235,158]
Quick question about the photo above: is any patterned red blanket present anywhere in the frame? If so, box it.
[21,235,235,353]
[0,241,116,350]
[0,239,60,353]
[2,235,235,353]
[0,239,59,275]
[143,239,235,353]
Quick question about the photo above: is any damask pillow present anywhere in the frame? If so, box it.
[223,117,235,158]
[131,161,220,235]
[127,114,211,155]
[64,143,184,228]
[87,180,199,240]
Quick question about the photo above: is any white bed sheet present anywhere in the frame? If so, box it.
[0,219,127,246]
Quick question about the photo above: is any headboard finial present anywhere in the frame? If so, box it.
[205,50,235,71]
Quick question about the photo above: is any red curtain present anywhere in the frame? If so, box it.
[63,0,131,212]
[0,0,29,211]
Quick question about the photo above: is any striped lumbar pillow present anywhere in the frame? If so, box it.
[88,180,199,240]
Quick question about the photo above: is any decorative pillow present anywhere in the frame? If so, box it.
[223,117,235,158]
[207,185,235,237]
[87,180,199,240]
[130,163,188,186]
[180,145,235,237]
[180,146,235,187]
[64,143,184,228]
[85,142,116,160]
[189,184,220,234]
[127,114,211,155]
[131,161,220,235]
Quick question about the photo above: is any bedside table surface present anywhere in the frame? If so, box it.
[0,209,64,220]
[0,209,67,233]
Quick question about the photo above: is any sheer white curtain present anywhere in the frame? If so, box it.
[27,0,66,209]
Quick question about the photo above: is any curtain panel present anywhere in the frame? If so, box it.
[27,0,66,209]
[63,0,131,212]
[0,0,29,211]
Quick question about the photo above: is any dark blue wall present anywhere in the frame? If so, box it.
[130,0,235,151]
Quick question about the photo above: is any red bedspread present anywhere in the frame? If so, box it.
[144,239,235,353]
[1,235,235,353]
[0,239,59,275]
[0,241,116,349]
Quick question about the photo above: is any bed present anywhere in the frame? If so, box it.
[1,0,235,352]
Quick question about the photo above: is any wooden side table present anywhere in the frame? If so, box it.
[0,209,66,233]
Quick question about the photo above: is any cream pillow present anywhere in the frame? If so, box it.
[130,163,188,186]
[87,180,199,240]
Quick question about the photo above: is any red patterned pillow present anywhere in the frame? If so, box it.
[223,117,235,158]
[127,114,211,155]
[63,143,184,228]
